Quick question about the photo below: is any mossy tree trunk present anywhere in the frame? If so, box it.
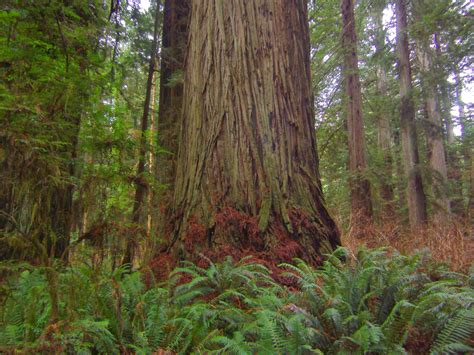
[168,0,340,264]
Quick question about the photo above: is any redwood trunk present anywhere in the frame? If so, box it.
[395,0,427,226]
[341,0,373,227]
[169,0,340,264]
[157,0,189,191]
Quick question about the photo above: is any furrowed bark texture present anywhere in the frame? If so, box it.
[395,0,427,226]
[170,0,340,263]
[373,8,395,217]
[341,0,373,226]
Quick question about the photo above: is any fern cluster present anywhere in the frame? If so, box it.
[0,248,472,354]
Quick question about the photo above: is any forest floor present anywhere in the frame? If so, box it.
[340,217,473,272]
[0,218,473,353]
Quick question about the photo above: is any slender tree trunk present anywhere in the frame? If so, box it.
[395,0,427,227]
[123,3,161,266]
[169,0,340,264]
[415,37,450,216]
[341,0,373,229]
[373,7,395,218]
[147,69,158,237]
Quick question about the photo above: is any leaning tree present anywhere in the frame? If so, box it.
[166,0,340,264]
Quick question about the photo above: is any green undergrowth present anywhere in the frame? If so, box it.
[0,247,473,354]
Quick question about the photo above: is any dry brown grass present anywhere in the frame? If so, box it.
[339,216,473,272]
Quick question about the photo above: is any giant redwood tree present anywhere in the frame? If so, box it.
[167,0,340,264]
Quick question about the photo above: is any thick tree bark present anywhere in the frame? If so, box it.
[341,0,373,228]
[123,3,161,266]
[373,7,395,218]
[395,0,427,227]
[168,0,340,264]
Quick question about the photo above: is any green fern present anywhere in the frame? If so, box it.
[430,309,474,354]
[0,247,472,354]
[207,331,253,355]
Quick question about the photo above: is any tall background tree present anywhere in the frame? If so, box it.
[371,0,396,218]
[413,0,450,218]
[395,0,428,226]
[341,0,373,230]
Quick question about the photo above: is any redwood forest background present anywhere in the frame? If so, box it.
[0,0,473,353]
